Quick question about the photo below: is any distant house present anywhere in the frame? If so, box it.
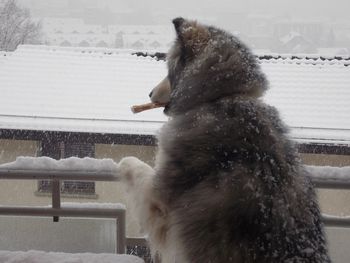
[317,48,349,57]
[131,40,144,50]
[275,31,317,53]
[0,45,349,234]
[40,18,115,48]
[273,20,325,44]
[40,20,173,50]
[108,25,171,36]
[122,34,174,51]
[60,40,72,47]
[78,40,90,47]
[150,41,161,49]
[96,40,108,48]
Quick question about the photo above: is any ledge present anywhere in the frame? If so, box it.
[34,191,98,200]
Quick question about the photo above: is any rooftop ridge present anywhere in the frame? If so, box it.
[132,50,350,66]
[9,45,350,65]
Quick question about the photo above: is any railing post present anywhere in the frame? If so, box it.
[116,209,126,254]
[52,179,61,222]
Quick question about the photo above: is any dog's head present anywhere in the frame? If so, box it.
[149,17,268,116]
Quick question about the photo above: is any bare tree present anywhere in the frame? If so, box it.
[0,0,42,51]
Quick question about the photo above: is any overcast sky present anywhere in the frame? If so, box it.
[19,0,350,24]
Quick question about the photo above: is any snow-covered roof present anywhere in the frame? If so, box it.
[0,45,349,144]
[261,55,350,144]
[0,45,167,136]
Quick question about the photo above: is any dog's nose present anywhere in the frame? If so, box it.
[149,91,153,98]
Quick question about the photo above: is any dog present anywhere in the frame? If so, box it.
[118,17,331,263]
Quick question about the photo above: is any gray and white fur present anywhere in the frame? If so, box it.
[118,17,331,263]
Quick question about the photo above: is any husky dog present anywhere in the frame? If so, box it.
[118,18,331,263]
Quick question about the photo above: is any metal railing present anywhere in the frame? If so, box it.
[0,161,349,255]
[0,166,132,254]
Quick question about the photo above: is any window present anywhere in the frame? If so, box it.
[38,141,96,196]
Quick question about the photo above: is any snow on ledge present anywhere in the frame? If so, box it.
[0,250,144,263]
[0,156,118,172]
[60,202,126,210]
[0,157,348,198]
[0,156,349,182]
[0,202,126,210]
[306,165,350,180]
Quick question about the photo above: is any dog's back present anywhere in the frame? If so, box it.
[150,18,331,263]
[155,98,329,262]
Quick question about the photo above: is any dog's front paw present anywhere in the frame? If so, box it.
[118,156,141,182]
[118,157,154,186]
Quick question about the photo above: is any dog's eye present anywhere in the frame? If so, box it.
[167,73,176,90]
[168,64,183,90]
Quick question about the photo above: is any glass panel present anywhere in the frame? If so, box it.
[0,216,116,253]
[326,227,350,263]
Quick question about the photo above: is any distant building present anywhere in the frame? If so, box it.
[273,19,325,43]
[39,18,173,50]
[274,31,317,53]
[317,48,349,57]
[122,34,173,51]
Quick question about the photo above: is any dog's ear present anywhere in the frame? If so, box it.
[172,17,210,56]
[172,17,186,35]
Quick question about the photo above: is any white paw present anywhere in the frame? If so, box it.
[118,157,140,181]
[118,157,154,185]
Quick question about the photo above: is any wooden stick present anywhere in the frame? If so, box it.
[131,102,166,114]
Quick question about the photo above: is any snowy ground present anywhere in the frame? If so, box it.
[0,250,143,263]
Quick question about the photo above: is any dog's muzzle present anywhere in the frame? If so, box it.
[149,77,171,105]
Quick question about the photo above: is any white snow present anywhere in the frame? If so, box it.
[1,156,350,183]
[0,202,126,210]
[261,58,350,131]
[60,202,126,210]
[1,202,127,210]
[0,45,167,135]
[0,250,144,263]
[0,156,118,172]
[0,45,349,143]
[323,214,350,220]
[306,165,350,180]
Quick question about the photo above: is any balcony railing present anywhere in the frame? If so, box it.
[0,157,349,256]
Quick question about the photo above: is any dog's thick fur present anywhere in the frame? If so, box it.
[118,18,331,263]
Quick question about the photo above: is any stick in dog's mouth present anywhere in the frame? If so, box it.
[131,102,167,114]
[132,76,170,114]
